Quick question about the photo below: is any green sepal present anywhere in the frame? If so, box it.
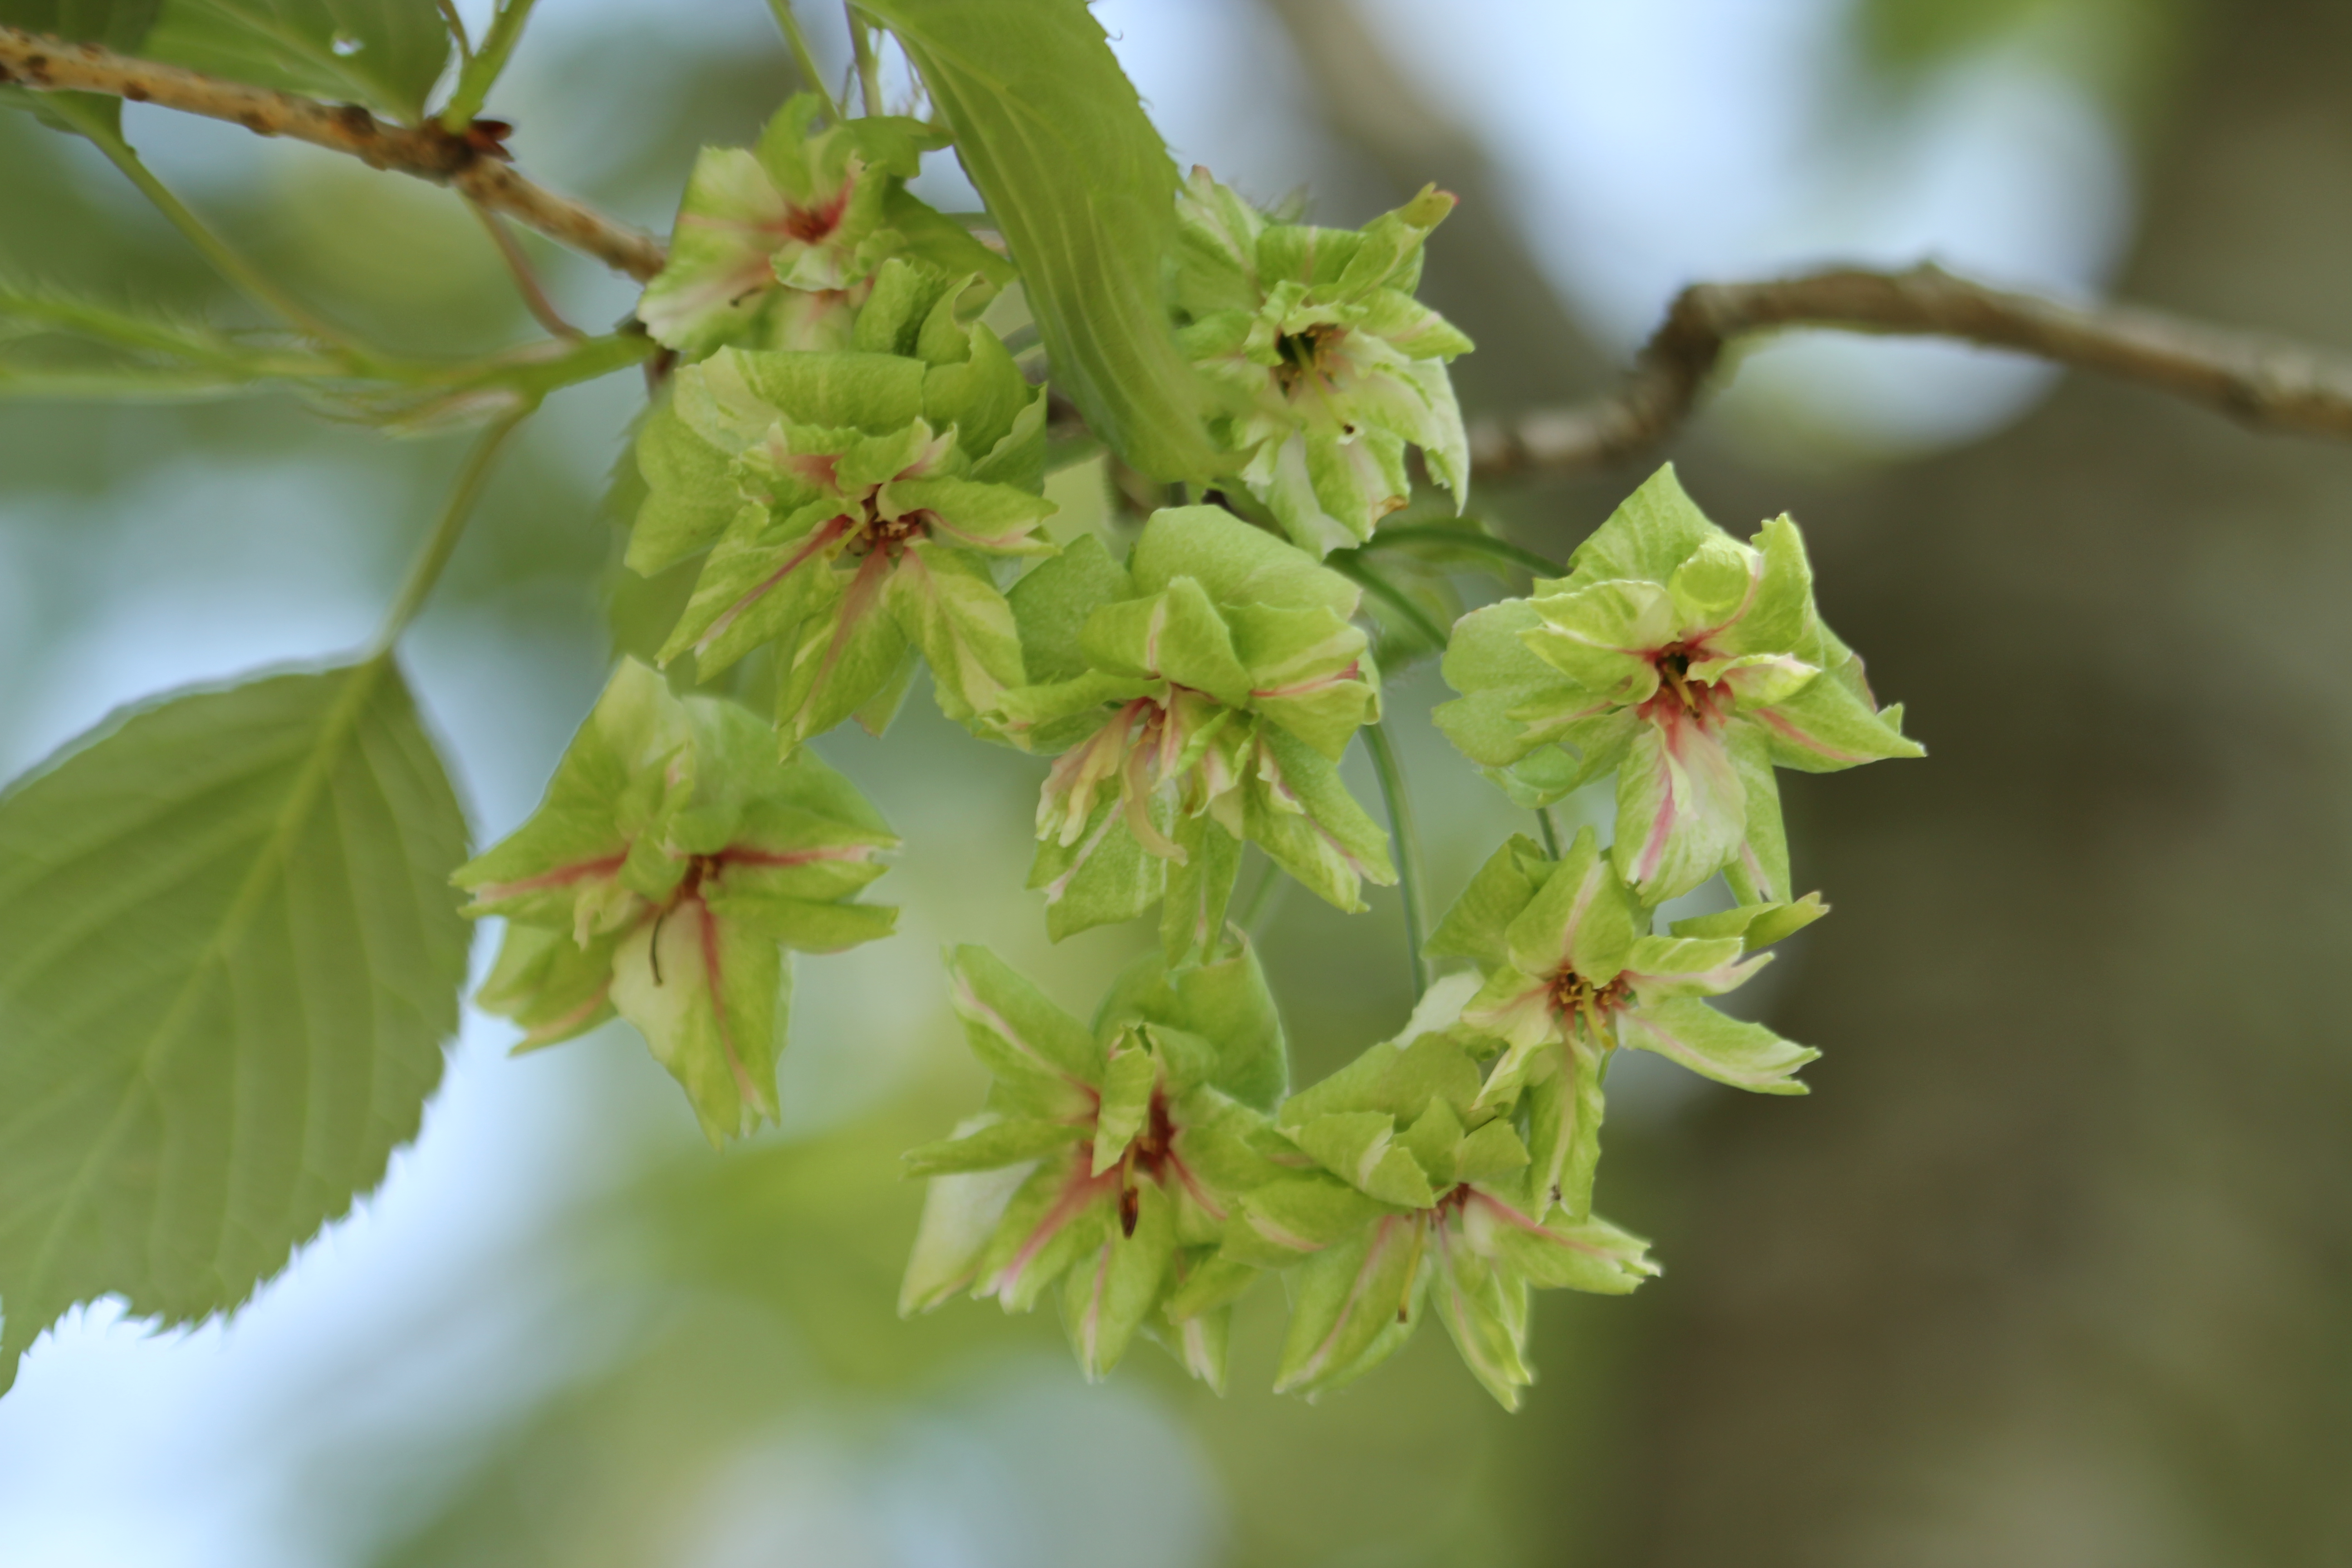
[1617,996,1818,1095]
[903,1117,1087,1177]
[1272,1214,1429,1396]
[1669,892,1829,951]
[1061,1180,1177,1380]
[942,942,1103,1103]
[475,922,620,1051]
[1092,1039,1161,1176]
[900,1142,1036,1314]
[1431,1236,1534,1411]
[1093,940,1288,1112]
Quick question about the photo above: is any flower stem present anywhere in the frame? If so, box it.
[1363,721,1428,999]
[370,408,534,656]
[1535,805,1561,858]
[769,0,845,122]
[1237,852,1288,936]
[1328,554,1448,649]
[847,4,884,115]
[1365,524,1564,578]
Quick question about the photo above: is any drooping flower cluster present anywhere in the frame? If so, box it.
[995,504,1392,962]
[900,947,1661,1408]
[632,260,1054,750]
[455,661,897,1144]
[1436,464,1923,902]
[1172,169,1474,555]
[636,94,1010,362]
[592,88,1920,1416]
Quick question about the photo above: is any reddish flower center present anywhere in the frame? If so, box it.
[1088,1086,1197,1239]
[1549,966,1628,1020]
[841,490,930,559]
[780,185,852,245]
[1655,645,1705,712]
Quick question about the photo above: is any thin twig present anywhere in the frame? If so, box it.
[1474,262,2352,477]
[1362,722,1428,1000]
[467,199,583,339]
[0,25,666,283]
[1535,807,1561,859]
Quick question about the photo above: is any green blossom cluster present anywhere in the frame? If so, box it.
[456,661,897,1144]
[1436,465,1923,902]
[1172,169,1474,555]
[1000,504,1393,964]
[898,936,1662,1409]
[631,259,1053,750]
[636,95,1010,362]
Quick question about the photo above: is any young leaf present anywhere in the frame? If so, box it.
[141,0,454,122]
[0,662,470,1394]
[860,0,1225,482]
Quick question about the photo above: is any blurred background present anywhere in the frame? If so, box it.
[4,0,2349,1563]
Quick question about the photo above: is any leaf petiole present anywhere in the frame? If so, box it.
[64,103,368,359]
[439,0,541,131]
[370,407,534,654]
[1362,721,1428,999]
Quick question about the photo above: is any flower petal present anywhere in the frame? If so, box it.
[1613,705,1747,903]
[1618,995,1818,1094]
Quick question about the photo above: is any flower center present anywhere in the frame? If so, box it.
[1549,966,1628,1028]
[780,184,852,245]
[1111,1087,1183,1237]
[1652,644,1710,715]
[843,490,928,557]
[1273,323,1345,392]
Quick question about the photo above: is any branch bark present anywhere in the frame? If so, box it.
[0,25,666,284]
[1473,263,2352,476]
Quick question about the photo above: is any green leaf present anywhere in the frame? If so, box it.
[861,0,1226,482]
[0,0,162,134]
[0,662,470,1393]
[142,0,455,122]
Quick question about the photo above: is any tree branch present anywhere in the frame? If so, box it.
[0,26,666,284]
[1472,262,2352,477]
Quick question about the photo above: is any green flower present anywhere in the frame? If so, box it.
[1436,464,1922,903]
[996,505,1392,960]
[630,261,1055,751]
[636,95,1009,361]
[1172,169,1473,555]
[1431,827,1823,1219]
[455,662,897,1144]
[1210,992,1656,1409]
[898,944,1291,1389]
